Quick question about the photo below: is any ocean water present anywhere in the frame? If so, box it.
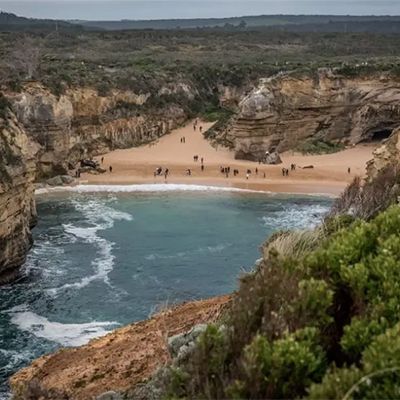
[0,186,332,397]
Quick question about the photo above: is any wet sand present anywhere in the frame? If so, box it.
[81,120,375,196]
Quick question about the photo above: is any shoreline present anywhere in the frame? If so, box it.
[35,182,339,198]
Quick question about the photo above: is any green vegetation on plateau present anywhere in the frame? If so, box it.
[2,29,400,97]
[161,164,400,400]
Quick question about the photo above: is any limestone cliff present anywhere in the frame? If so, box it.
[229,70,400,160]
[0,109,38,284]
[367,127,400,179]
[7,83,188,178]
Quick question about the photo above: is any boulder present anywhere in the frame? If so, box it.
[46,175,75,186]
[60,175,75,185]
[264,152,282,165]
[168,323,208,359]
[46,176,64,186]
[96,391,122,400]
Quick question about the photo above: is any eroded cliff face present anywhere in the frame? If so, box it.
[229,70,400,160]
[0,111,38,284]
[367,127,400,179]
[7,83,188,177]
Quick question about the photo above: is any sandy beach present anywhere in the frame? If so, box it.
[81,120,375,196]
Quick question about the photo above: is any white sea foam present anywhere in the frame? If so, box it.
[5,306,118,347]
[36,184,266,194]
[48,198,132,295]
[261,204,330,230]
[144,243,230,261]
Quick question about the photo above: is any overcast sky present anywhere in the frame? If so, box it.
[0,1,399,21]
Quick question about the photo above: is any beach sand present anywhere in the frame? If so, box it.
[81,120,375,196]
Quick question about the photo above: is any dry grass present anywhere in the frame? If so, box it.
[329,163,400,221]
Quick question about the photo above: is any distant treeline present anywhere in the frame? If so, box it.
[2,12,400,34]
[0,11,84,32]
[75,15,400,33]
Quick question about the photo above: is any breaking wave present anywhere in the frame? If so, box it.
[5,305,118,347]
[48,198,132,295]
[35,184,266,194]
[261,204,330,230]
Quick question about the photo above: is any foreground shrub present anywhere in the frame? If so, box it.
[308,323,400,399]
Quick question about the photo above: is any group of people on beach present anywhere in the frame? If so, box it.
[180,137,186,143]
[193,119,203,133]
[154,166,170,179]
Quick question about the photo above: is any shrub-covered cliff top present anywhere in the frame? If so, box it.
[1,29,400,97]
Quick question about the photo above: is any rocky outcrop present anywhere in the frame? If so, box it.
[10,295,230,400]
[229,70,400,160]
[367,127,400,179]
[0,111,38,283]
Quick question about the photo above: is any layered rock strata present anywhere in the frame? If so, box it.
[229,70,400,160]
[0,112,38,283]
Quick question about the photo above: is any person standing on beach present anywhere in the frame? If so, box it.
[109,166,113,173]
[101,157,104,164]
[201,157,204,164]
[201,164,204,172]
[348,167,351,174]
[246,173,249,180]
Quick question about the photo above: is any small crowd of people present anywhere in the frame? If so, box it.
[154,166,169,179]
[180,137,186,143]
[282,168,290,177]
[193,155,204,163]
[193,119,203,133]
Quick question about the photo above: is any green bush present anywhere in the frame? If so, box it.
[233,328,326,399]
[295,139,346,155]
[308,323,400,399]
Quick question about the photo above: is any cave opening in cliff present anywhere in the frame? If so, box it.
[363,128,393,142]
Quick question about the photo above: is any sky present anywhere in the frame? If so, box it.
[0,0,399,21]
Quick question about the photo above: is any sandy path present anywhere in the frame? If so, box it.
[82,120,375,196]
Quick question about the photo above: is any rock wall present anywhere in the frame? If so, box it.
[229,70,400,160]
[367,127,400,179]
[0,112,38,283]
[7,83,188,178]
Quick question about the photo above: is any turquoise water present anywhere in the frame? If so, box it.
[0,188,332,397]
